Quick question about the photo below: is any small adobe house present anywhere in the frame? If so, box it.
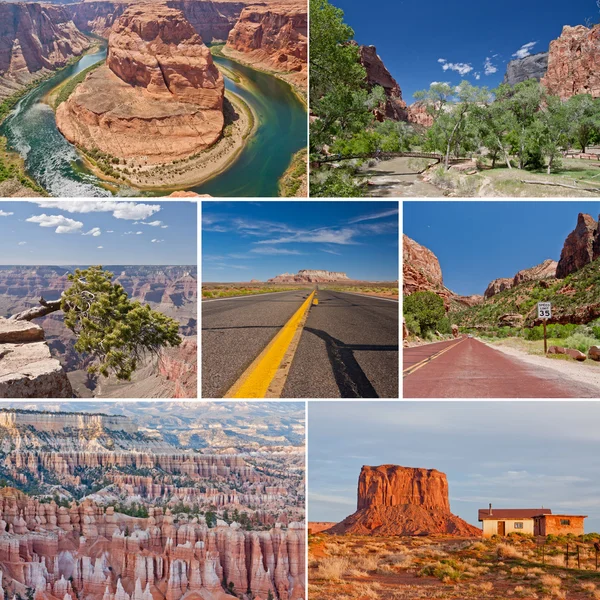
[478,504,586,537]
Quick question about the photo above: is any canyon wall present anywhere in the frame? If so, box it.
[0,489,305,600]
[503,52,548,86]
[0,409,134,432]
[56,5,225,165]
[556,213,600,278]
[542,24,600,99]
[224,2,307,90]
[484,259,557,299]
[0,3,90,99]
[0,318,72,399]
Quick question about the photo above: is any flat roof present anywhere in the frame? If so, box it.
[479,508,551,520]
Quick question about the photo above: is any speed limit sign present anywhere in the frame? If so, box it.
[538,302,551,320]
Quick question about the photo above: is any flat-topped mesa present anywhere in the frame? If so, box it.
[357,465,450,512]
[268,270,350,283]
[56,4,225,165]
[0,410,136,433]
[327,464,480,537]
[107,5,223,108]
[542,24,600,100]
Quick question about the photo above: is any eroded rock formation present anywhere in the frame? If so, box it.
[503,52,548,86]
[225,2,307,90]
[357,44,407,121]
[327,465,480,536]
[0,3,90,98]
[268,270,350,283]
[56,4,225,164]
[0,318,72,398]
[556,213,600,278]
[407,101,434,127]
[484,259,557,299]
[542,24,600,99]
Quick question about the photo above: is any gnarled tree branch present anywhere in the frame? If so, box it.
[9,298,63,322]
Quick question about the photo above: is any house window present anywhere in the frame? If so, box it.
[560,519,571,526]
[514,522,524,529]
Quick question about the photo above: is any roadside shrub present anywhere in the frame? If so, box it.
[562,333,598,353]
[404,291,446,337]
[404,313,421,337]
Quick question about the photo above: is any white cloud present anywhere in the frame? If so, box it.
[17,242,26,246]
[141,220,165,227]
[512,41,537,59]
[484,57,498,75]
[35,201,160,220]
[256,228,358,246]
[437,58,447,63]
[124,231,143,235]
[348,208,398,224]
[136,231,142,235]
[83,227,101,237]
[321,249,341,255]
[250,247,303,255]
[106,230,114,233]
[26,214,83,234]
[97,246,103,249]
[151,239,164,243]
[0,211,13,217]
[441,61,473,76]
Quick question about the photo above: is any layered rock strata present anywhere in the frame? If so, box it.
[0,3,89,99]
[542,24,600,99]
[0,318,72,398]
[556,213,600,278]
[0,488,305,600]
[268,270,350,283]
[327,465,480,536]
[484,259,558,299]
[56,5,225,164]
[503,52,548,86]
[225,2,307,90]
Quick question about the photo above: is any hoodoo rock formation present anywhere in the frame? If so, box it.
[224,2,307,90]
[0,3,90,98]
[0,318,72,398]
[268,270,350,283]
[556,213,600,278]
[327,465,480,536]
[357,44,407,121]
[542,24,600,99]
[484,259,558,299]
[503,52,548,86]
[56,4,225,164]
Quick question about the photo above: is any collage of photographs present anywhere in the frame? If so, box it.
[1,0,600,598]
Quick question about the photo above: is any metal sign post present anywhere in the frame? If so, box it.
[538,302,552,354]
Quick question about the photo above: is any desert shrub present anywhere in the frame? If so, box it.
[562,333,598,353]
[404,291,446,337]
[540,574,562,589]
[315,557,349,580]
[404,313,421,337]
[496,543,523,559]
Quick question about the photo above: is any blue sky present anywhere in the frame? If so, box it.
[309,402,600,531]
[333,0,598,102]
[0,201,197,265]
[202,201,399,282]
[404,201,600,296]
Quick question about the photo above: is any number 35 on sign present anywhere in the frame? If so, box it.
[538,302,552,319]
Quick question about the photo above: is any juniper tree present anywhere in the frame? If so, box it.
[9,266,181,381]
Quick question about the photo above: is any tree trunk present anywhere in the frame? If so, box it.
[9,299,62,322]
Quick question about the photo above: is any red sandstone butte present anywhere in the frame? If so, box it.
[326,465,481,537]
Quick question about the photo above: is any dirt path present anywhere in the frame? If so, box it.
[361,157,441,197]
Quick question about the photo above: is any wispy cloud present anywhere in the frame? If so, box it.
[348,208,398,224]
[17,242,26,246]
[151,239,165,243]
[484,57,498,75]
[0,210,13,217]
[512,41,537,59]
[250,247,303,255]
[321,249,341,256]
[82,227,101,237]
[26,214,83,234]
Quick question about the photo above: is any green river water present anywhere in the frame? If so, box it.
[0,48,307,197]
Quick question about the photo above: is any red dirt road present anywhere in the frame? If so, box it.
[403,337,600,398]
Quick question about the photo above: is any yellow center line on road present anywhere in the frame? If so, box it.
[225,291,316,398]
[403,337,466,378]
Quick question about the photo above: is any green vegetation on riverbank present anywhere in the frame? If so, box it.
[279,148,307,196]
[54,61,103,108]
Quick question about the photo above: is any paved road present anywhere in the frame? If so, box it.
[403,337,600,398]
[202,290,399,398]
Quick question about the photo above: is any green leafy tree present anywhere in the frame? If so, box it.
[565,94,600,153]
[10,266,181,380]
[530,95,571,174]
[403,291,446,336]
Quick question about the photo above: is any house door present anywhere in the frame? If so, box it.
[498,521,506,536]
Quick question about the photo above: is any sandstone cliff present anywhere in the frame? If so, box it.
[556,212,600,278]
[484,259,558,299]
[407,101,434,127]
[224,1,307,90]
[357,44,407,121]
[0,318,72,398]
[327,465,480,537]
[503,52,548,86]
[542,24,600,99]
[0,3,90,99]
[56,4,225,164]
[268,269,350,283]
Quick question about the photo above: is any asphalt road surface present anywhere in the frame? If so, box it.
[202,290,399,398]
[404,337,600,398]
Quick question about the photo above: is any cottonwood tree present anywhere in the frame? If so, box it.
[10,266,181,380]
[566,94,600,153]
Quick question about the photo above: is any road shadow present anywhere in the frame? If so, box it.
[304,327,398,398]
